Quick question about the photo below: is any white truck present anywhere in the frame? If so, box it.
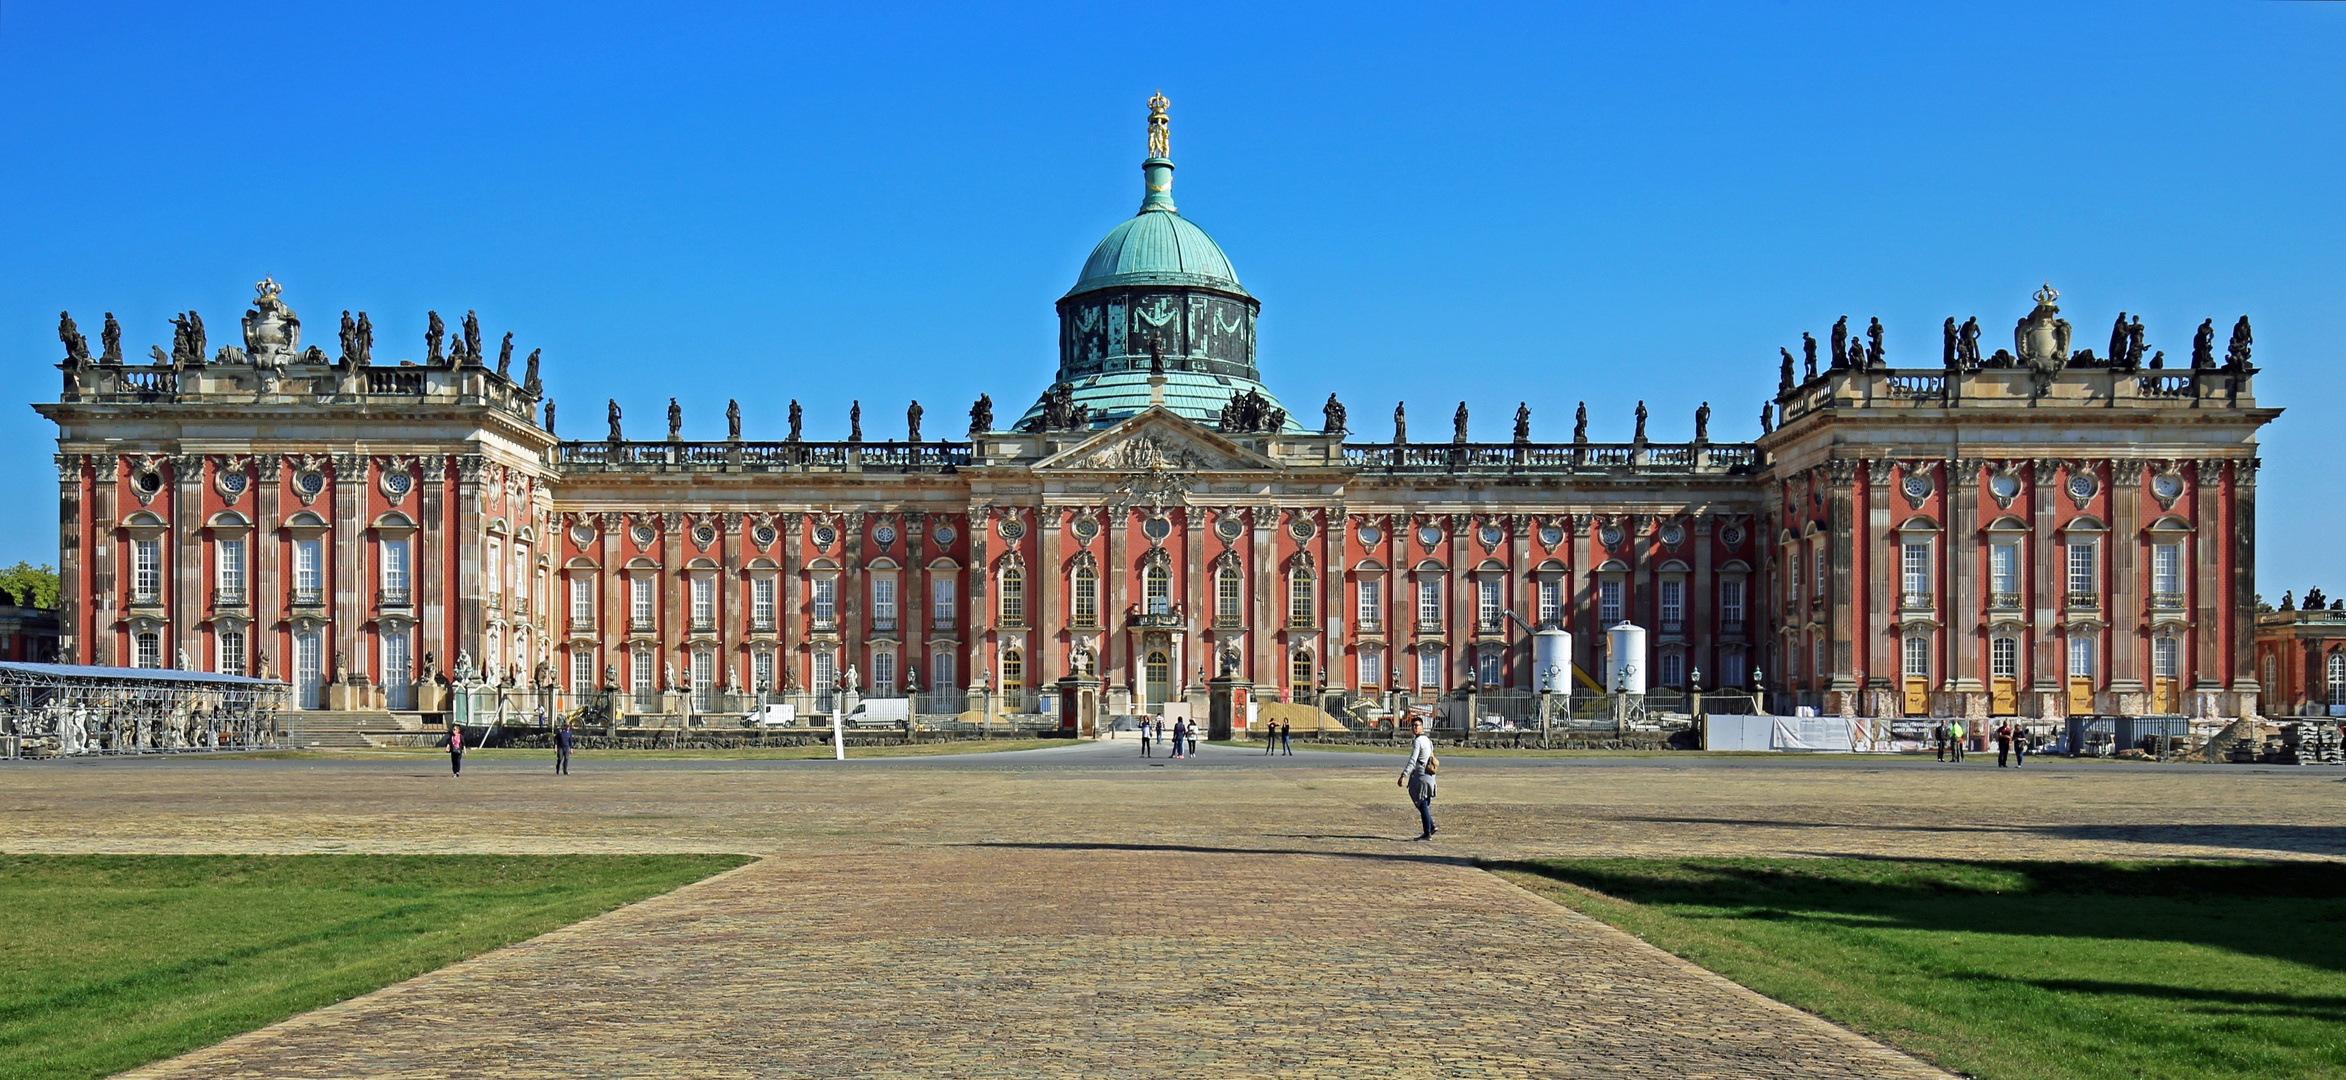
[842,698,911,728]
[741,703,797,728]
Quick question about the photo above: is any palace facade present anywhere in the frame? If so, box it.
[32,100,2279,724]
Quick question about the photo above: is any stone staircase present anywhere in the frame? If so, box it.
[279,711,379,749]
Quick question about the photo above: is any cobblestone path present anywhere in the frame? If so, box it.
[113,847,1949,1079]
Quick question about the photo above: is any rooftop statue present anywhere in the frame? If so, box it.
[338,311,359,369]
[1147,90,1170,159]
[543,398,555,435]
[461,310,483,368]
[497,332,514,379]
[1778,348,1796,394]
[1802,331,1818,377]
[1024,382,1091,432]
[668,398,683,440]
[607,398,623,442]
[2108,312,2130,369]
[727,399,742,440]
[1633,400,1648,443]
[1393,401,1407,444]
[907,399,923,441]
[1943,317,1959,369]
[1760,401,1774,434]
[1830,316,1849,370]
[1694,401,1710,442]
[1513,402,1532,444]
[1452,401,1469,443]
[2015,283,2071,396]
[1219,388,1284,434]
[170,311,207,369]
[1322,392,1346,435]
[2147,350,2165,370]
[239,278,299,372]
[1958,316,1982,369]
[2192,318,2216,370]
[100,312,121,364]
[849,400,863,441]
[790,399,805,440]
[967,393,991,436]
[1865,317,1885,369]
[57,311,90,366]
[1573,401,1588,444]
[2126,316,2147,372]
[522,348,541,395]
[2225,315,2254,372]
[425,311,445,367]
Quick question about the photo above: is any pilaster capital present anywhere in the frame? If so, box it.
[169,453,206,481]
[2030,458,2062,484]
[1825,458,1860,484]
[2110,458,2143,488]
[331,453,369,480]
[2194,457,2230,482]
[53,453,81,483]
[2238,457,2260,486]
[1252,505,1281,528]
[455,454,489,483]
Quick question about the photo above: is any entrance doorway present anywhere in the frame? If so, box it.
[1144,651,1170,708]
[1990,636,2018,716]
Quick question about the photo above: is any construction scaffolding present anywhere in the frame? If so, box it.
[0,662,289,758]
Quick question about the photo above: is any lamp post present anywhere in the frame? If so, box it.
[1751,665,1765,715]
[1690,666,1704,722]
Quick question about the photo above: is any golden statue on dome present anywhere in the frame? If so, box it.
[1147,91,1170,159]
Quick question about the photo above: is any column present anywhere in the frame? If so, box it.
[454,456,485,669]
[1947,459,1984,705]
[2230,458,2259,709]
[415,457,444,672]
[1449,513,1472,691]
[1692,515,1714,692]
[903,512,925,699]
[779,513,802,691]
[333,454,369,684]
[2029,459,2061,707]
[172,454,204,670]
[2108,460,2143,706]
[1255,506,1280,685]
[968,507,990,693]
[1039,506,1063,688]
[843,510,865,694]
[2191,459,2222,692]
[1863,462,1893,714]
[1325,507,1348,693]
[1183,508,1205,689]
[721,513,743,694]
[257,457,284,674]
[91,461,118,667]
[1509,514,1533,690]
[56,456,84,663]
[1827,459,1860,712]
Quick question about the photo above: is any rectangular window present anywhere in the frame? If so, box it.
[1720,646,1746,686]
[2152,543,2182,599]
[2067,542,2097,597]
[130,538,161,603]
[2068,635,2095,678]
[294,630,322,708]
[485,538,502,597]
[932,576,956,627]
[1901,542,1930,605]
[812,576,837,627]
[1658,651,1683,689]
[1217,570,1242,624]
[215,539,245,603]
[1477,578,1501,630]
[1071,569,1097,627]
[1721,580,1745,626]
[134,630,161,670]
[1990,543,2021,601]
[1814,550,1828,599]
[1358,578,1382,628]
[382,630,411,709]
[931,649,955,693]
[1537,579,1563,625]
[380,538,410,600]
[1902,635,1930,678]
[572,647,595,690]
[292,539,322,604]
[1291,573,1317,627]
[690,575,715,628]
[997,571,1024,624]
[751,577,776,628]
[1358,648,1383,689]
[1812,637,1826,680]
[812,650,836,698]
[1992,637,2018,678]
[690,650,715,710]
[1417,649,1442,690]
[1144,566,1171,615]
[873,647,896,693]
[630,576,656,627]
[1598,579,1622,625]
[1417,578,1443,626]
[753,650,774,695]
[1788,549,1802,602]
[631,645,654,706]
[571,577,595,625]
[217,628,245,675]
[1659,580,1683,629]
[2153,637,2179,679]
[873,576,898,629]
[1478,649,1502,687]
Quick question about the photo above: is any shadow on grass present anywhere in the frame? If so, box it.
[1612,815,2346,858]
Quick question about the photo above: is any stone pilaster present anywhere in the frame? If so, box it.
[2108,460,2144,710]
[779,512,802,690]
[2230,458,2259,711]
[332,454,368,684]
[1039,506,1063,689]
[2192,459,2223,693]
[1862,461,1893,715]
[2029,459,2061,713]
[1826,459,1860,715]
[454,455,485,672]
[1947,459,1984,708]
[172,453,204,670]
[1691,515,1713,694]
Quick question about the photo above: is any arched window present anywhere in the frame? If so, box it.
[1288,570,1315,628]
[1001,648,1024,692]
[999,568,1025,626]
[1291,648,1315,691]
[1144,563,1172,615]
[1071,564,1098,628]
[2329,653,2346,708]
[1216,565,1242,626]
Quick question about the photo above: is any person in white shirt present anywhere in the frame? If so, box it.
[1398,718,1437,841]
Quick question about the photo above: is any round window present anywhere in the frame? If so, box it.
[1599,525,1623,548]
[997,518,1025,542]
[1142,517,1173,542]
[1537,525,1563,548]
[812,526,837,548]
[693,524,717,547]
[1215,517,1243,541]
[1417,525,1442,548]
[1478,525,1503,547]
[633,524,656,546]
[1071,517,1099,541]
[572,524,596,547]
[2151,474,2183,500]
[1720,526,1744,547]
[1989,474,2022,500]
[2067,475,2097,500]
[1660,525,1685,547]
[1290,518,1317,541]
[1356,525,1383,547]
[932,526,957,546]
[294,471,324,495]
[1902,475,1932,500]
[219,471,248,495]
[751,525,776,547]
[874,524,897,547]
[382,471,412,496]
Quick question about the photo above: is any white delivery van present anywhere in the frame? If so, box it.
[742,703,797,728]
[843,698,911,728]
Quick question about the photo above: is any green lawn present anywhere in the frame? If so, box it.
[1498,858,2346,1080]
[0,854,750,1080]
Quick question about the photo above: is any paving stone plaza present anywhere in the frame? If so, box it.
[9,743,2340,1077]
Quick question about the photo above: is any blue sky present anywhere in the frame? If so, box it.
[1,2,2338,595]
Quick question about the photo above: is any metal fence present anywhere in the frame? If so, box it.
[0,662,288,757]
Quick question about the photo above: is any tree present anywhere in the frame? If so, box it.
[0,562,60,609]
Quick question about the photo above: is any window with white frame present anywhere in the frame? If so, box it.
[294,629,321,706]
[812,649,836,698]
[571,576,595,626]
[931,648,955,693]
[512,543,529,608]
[1814,549,1828,599]
[630,644,654,704]
[997,568,1024,624]
[1478,649,1502,687]
[215,539,245,603]
[382,629,411,708]
[1537,578,1563,625]
[571,647,595,691]
[2068,634,2095,678]
[1000,648,1023,692]
[1291,571,1317,628]
[1659,579,1684,629]
[1812,635,1826,680]
[1901,542,1931,607]
[752,649,774,695]
[1291,649,1315,690]
[1721,579,1745,627]
[1072,565,1098,627]
[1358,647,1384,689]
[630,575,655,628]
[1992,636,2018,679]
[1477,578,1501,631]
[1417,648,1443,690]
[2328,653,2345,707]
[1216,566,1242,624]
[872,574,898,630]
[1902,635,1930,678]
[1658,651,1684,689]
[1720,645,1746,686]
[1144,564,1170,615]
[751,576,776,629]
[1990,543,2021,602]
[1417,577,1443,628]
[2153,636,2179,680]
[1598,579,1622,625]
[2067,541,2097,599]
[1788,548,1802,601]
[811,575,837,627]
[690,649,715,710]
[380,537,410,602]
[217,628,246,675]
[2152,543,2182,601]
[690,575,715,629]
[292,539,322,604]
[932,575,956,627]
[1357,578,1382,628]
[485,538,502,598]
[873,646,896,694]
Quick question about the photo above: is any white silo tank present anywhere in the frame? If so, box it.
[1532,629,1574,692]
[1607,622,1647,695]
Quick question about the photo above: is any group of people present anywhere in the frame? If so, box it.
[1932,719,2030,767]
[1261,720,1295,755]
[446,722,576,775]
[1136,717,1199,758]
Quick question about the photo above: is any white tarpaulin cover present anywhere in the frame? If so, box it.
[1703,714,1774,751]
[1772,715,1855,751]
[1704,714,1887,752]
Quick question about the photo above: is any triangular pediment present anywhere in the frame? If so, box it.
[1034,407,1282,474]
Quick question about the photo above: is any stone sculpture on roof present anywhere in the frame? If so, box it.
[1322,393,1346,435]
[1219,388,1284,434]
[968,393,992,435]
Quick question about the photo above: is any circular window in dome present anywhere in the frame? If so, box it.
[1142,517,1173,542]
[1071,517,1099,541]
[1357,524,1382,547]
[873,524,897,547]
[1417,525,1443,548]
[932,526,957,547]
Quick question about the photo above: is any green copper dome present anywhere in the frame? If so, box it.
[1065,163,1248,297]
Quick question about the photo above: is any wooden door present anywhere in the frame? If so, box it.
[1903,677,1929,717]
[1990,677,2018,716]
[2150,678,2177,714]
[2068,676,2094,716]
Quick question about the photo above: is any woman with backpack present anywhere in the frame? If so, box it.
[1399,718,1437,841]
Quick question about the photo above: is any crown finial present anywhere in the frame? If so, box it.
[255,277,282,300]
[1147,91,1170,160]
[2033,281,2060,306]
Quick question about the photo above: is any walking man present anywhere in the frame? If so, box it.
[1950,718,1967,763]
[2012,725,2027,767]
[1171,718,1187,759]
[447,724,465,776]
[1139,720,1152,757]
[1281,719,1293,755]
[1933,720,1948,762]
[1399,718,1437,841]
[554,722,573,776]
[1995,721,2012,768]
